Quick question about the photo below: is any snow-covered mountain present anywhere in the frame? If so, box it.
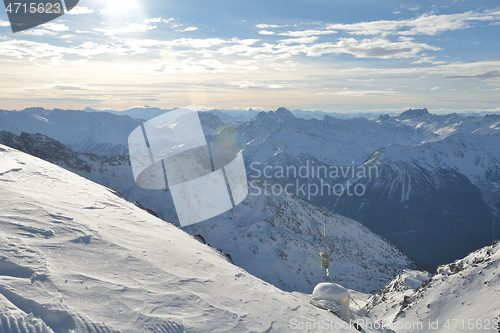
[235,108,500,266]
[0,108,141,156]
[238,107,428,166]
[334,132,500,265]
[363,240,500,332]
[0,130,414,294]
[1,144,359,333]
[0,108,234,156]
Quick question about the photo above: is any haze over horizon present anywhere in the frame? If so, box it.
[1,0,499,113]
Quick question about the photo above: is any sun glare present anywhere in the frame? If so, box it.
[103,0,143,22]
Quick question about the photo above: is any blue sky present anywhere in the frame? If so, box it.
[1,0,499,113]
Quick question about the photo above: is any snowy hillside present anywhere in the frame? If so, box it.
[0,131,414,294]
[184,191,414,294]
[0,144,358,333]
[363,240,500,332]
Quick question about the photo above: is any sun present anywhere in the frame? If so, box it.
[102,0,143,22]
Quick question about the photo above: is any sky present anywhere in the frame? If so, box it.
[0,0,499,113]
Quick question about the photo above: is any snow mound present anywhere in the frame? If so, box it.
[313,283,350,302]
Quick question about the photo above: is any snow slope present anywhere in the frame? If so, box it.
[363,240,500,332]
[185,191,414,294]
[0,144,359,333]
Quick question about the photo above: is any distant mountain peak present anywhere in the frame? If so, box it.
[83,107,99,113]
[398,108,430,119]
[276,107,294,117]
[378,114,392,121]
[22,107,46,114]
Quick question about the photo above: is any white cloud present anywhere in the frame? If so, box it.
[177,26,198,32]
[228,81,286,89]
[322,89,399,96]
[22,29,55,36]
[67,6,94,15]
[144,17,174,24]
[256,24,280,29]
[412,56,446,65]
[279,29,337,37]
[173,38,227,48]
[304,37,439,59]
[0,39,133,60]
[120,38,230,55]
[259,30,275,35]
[210,34,438,60]
[232,38,261,46]
[149,58,259,75]
[0,20,10,27]
[95,23,157,36]
[209,33,438,60]
[278,36,319,44]
[42,23,69,32]
[326,9,500,36]
[18,23,69,36]
[430,86,441,90]
[340,60,500,82]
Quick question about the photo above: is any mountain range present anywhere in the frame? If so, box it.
[1,106,499,268]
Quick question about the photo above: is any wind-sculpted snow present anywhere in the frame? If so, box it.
[0,306,56,333]
[0,144,356,332]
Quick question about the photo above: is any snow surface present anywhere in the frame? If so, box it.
[0,144,366,333]
[364,241,500,332]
